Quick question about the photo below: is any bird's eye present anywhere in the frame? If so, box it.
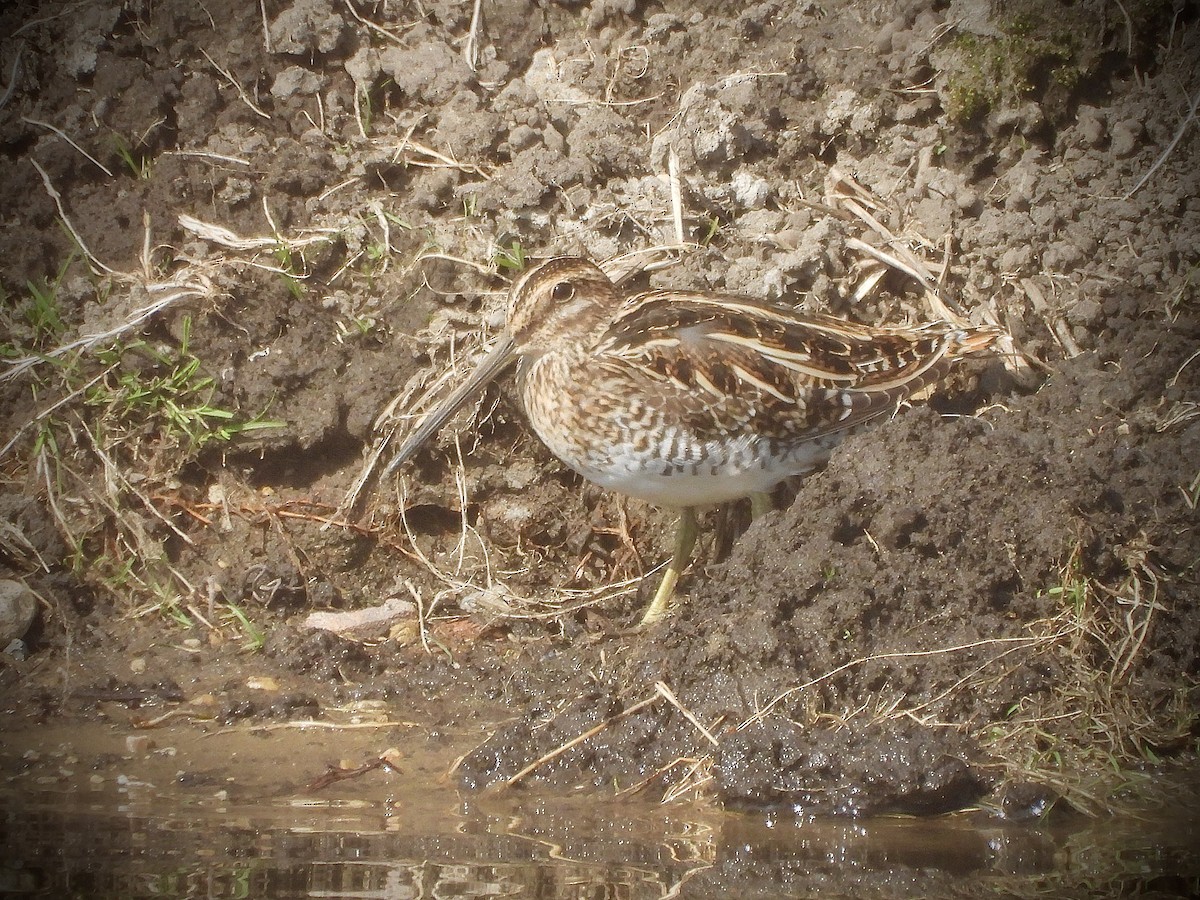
[550,281,575,302]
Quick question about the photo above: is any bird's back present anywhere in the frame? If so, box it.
[519,287,1001,508]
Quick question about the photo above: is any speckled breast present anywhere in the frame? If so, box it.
[518,353,838,509]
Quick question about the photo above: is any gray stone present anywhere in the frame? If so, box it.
[0,580,38,645]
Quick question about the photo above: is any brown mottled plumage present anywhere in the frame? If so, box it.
[386,256,1001,625]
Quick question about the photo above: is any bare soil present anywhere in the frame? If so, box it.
[1,0,1198,828]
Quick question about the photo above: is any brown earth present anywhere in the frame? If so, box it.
[1,0,1197,823]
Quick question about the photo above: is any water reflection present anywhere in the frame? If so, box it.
[3,788,1198,898]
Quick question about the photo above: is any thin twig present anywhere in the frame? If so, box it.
[668,148,685,247]
[655,681,719,746]
[342,0,417,47]
[0,366,115,461]
[1,274,212,383]
[200,48,271,119]
[502,693,661,788]
[1123,87,1200,199]
[163,149,251,166]
[29,159,116,274]
[1,44,24,109]
[463,0,484,72]
[76,421,197,547]
[741,633,1064,730]
[259,0,271,52]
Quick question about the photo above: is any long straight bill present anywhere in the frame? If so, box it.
[380,333,518,479]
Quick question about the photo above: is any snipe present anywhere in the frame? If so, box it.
[384,256,1001,626]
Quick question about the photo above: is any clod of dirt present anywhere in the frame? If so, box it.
[454,323,1198,814]
[0,580,38,647]
[1,0,1197,827]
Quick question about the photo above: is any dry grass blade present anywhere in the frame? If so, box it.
[668,147,685,247]
[0,43,22,109]
[164,149,251,166]
[462,0,484,71]
[342,0,420,47]
[616,755,706,797]
[0,520,49,572]
[0,365,115,461]
[177,214,334,250]
[1,274,213,386]
[76,421,196,548]
[392,134,491,179]
[200,48,270,120]
[23,117,113,176]
[1123,86,1200,200]
[499,692,661,789]
[741,634,1061,731]
[1022,277,1082,358]
[29,159,116,275]
[655,681,719,747]
[662,756,716,803]
[599,244,692,285]
[843,237,956,316]
[976,542,1194,815]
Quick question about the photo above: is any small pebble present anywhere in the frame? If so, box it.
[0,580,38,645]
[125,735,157,756]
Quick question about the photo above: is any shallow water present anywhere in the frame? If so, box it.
[3,718,1198,898]
[5,779,1200,899]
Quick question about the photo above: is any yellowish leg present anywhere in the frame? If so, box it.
[749,491,773,520]
[639,507,698,627]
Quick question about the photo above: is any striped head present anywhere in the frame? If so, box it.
[506,257,625,356]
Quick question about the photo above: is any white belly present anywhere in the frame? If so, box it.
[586,463,787,507]
[530,421,836,509]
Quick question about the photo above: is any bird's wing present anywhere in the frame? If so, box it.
[593,290,994,441]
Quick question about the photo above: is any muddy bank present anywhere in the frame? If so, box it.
[1,0,1197,822]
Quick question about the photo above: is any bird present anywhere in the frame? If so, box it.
[382,255,1002,627]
